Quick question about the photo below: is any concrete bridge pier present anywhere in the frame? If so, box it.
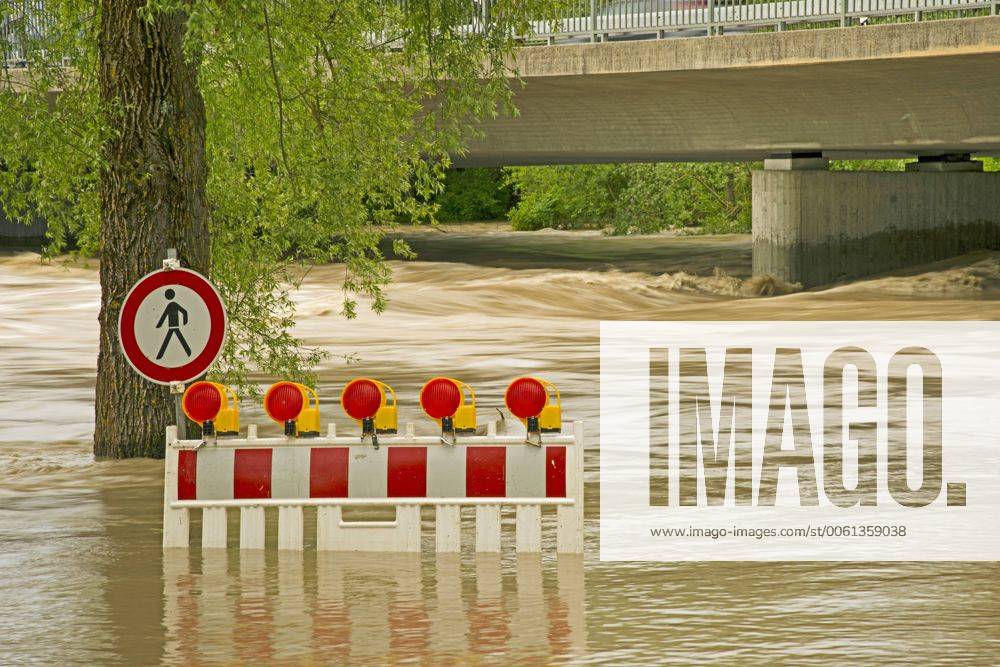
[752,154,1000,287]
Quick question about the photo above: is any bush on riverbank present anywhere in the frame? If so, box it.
[432,168,514,222]
[503,164,624,231]
[504,162,755,235]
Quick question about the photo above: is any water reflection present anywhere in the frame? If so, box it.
[162,551,586,664]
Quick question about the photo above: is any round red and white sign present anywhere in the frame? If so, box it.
[118,268,227,385]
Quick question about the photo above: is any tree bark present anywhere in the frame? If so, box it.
[94,1,209,458]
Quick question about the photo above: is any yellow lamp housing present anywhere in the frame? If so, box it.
[454,404,476,433]
[341,378,398,435]
[419,377,477,435]
[297,389,321,437]
[538,380,562,433]
[374,383,397,434]
[264,381,321,437]
[215,388,240,436]
[182,381,240,437]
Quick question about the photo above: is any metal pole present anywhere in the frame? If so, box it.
[707,0,715,36]
[163,247,180,271]
[164,248,187,440]
[591,0,598,43]
[840,0,848,27]
[481,0,491,34]
[172,384,187,440]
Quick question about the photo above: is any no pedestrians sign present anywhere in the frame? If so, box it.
[118,267,227,385]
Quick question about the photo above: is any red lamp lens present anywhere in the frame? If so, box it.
[420,378,462,420]
[342,379,383,420]
[265,382,304,423]
[505,377,548,419]
[183,382,222,423]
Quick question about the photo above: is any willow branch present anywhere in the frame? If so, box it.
[261,3,292,180]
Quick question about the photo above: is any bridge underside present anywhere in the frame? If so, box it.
[454,18,1000,287]
[455,17,1000,166]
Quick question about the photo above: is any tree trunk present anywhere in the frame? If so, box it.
[94,0,209,458]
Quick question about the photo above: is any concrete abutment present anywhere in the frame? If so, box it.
[752,159,1000,287]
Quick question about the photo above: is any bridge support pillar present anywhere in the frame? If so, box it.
[752,156,1000,287]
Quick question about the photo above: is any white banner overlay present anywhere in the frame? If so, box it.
[600,321,1000,561]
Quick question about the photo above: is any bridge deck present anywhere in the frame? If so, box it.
[458,16,1000,165]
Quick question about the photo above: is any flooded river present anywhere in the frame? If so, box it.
[2,228,999,664]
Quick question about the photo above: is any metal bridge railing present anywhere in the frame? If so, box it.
[1,0,50,67]
[4,0,999,69]
[529,0,996,42]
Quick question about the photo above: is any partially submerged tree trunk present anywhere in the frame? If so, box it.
[94,0,209,458]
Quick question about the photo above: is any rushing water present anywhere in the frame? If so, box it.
[2,229,1000,665]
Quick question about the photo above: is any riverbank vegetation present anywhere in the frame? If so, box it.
[433,158,1000,235]
[432,163,755,235]
[504,163,755,235]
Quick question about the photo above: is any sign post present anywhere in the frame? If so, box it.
[118,250,227,437]
[170,382,187,440]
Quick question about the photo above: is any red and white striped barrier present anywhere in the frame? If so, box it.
[162,421,584,553]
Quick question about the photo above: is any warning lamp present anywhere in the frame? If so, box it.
[341,378,397,447]
[182,381,240,437]
[264,381,321,437]
[420,377,476,444]
[505,377,561,445]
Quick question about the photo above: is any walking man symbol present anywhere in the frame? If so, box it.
[155,289,192,360]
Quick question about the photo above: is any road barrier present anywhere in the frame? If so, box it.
[162,420,584,554]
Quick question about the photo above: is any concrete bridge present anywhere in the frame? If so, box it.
[458,17,1000,286]
[5,8,1000,286]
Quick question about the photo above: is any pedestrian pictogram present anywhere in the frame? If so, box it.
[118,266,226,385]
[156,289,192,359]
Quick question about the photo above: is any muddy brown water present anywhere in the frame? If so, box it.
[2,230,1000,664]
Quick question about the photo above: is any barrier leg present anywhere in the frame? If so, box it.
[557,554,586,656]
[275,551,306,661]
[475,504,501,553]
[435,504,461,553]
[162,548,193,656]
[473,555,505,654]
[395,505,422,552]
[162,426,190,549]
[557,422,585,554]
[278,505,304,551]
[202,507,228,549]
[240,506,266,550]
[513,554,545,650]
[317,505,340,550]
[200,550,233,656]
[430,554,467,651]
[515,505,542,553]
